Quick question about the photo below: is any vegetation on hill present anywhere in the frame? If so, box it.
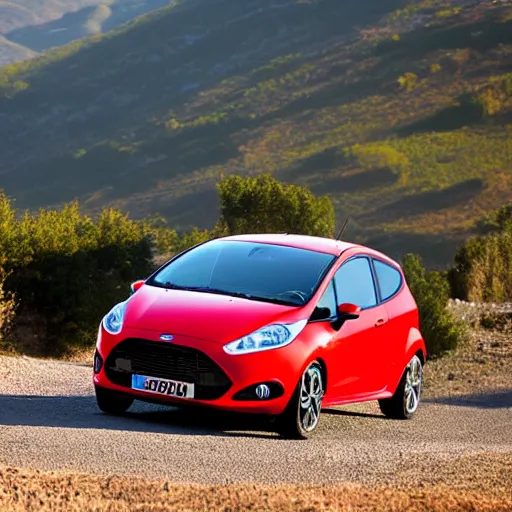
[0,174,337,355]
[449,201,512,303]
[0,192,154,354]
[0,0,511,267]
[0,173,476,359]
[403,253,467,357]
[216,173,335,238]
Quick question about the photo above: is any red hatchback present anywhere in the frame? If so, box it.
[93,234,427,439]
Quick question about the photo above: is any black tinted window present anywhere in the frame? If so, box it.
[374,260,402,300]
[314,280,336,319]
[334,257,377,309]
[149,240,335,306]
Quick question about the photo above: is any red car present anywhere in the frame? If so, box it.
[93,234,426,439]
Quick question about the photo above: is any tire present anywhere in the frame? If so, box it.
[276,361,324,439]
[95,385,134,415]
[378,354,423,420]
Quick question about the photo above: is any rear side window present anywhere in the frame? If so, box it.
[334,257,377,309]
[373,259,402,301]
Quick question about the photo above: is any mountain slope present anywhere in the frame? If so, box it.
[0,35,35,65]
[0,0,511,266]
[0,0,171,64]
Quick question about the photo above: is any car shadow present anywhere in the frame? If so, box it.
[322,408,385,420]
[423,389,512,409]
[0,394,280,439]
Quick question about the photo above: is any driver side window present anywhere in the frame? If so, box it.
[312,279,336,320]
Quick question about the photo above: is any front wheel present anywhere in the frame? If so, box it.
[276,361,324,439]
[95,385,134,415]
[379,354,423,419]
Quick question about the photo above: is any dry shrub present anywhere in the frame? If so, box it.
[450,232,512,303]
[0,268,16,342]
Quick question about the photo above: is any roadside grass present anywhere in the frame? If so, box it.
[1,465,511,512]
[423,301,512,397]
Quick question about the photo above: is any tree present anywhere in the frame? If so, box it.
[476,201,512,235]
[429,63,441,74]
[397,72,418,92]
[473,86,504,117]
[216,173,335,238]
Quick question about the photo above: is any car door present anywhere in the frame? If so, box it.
[371,257,408,387]
[325,256,389,400]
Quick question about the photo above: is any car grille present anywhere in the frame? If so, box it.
[104,338,232,400]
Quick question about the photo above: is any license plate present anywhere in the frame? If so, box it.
[131,374,194,399]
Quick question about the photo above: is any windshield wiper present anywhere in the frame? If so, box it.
[157,283,251,297]
[158,283,298,306]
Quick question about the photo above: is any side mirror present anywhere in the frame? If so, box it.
[338,302,361,318]
[130,280,145,295]
[331,302,361,331]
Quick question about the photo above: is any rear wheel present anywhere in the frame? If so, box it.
[378,355,423,419]
[95,385,134,415]
[276,361,324,439]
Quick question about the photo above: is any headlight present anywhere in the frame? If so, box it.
[223,319,307,355]
[102,301,128,335]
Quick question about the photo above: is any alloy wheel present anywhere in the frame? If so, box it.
[404,355,422,415]
[299,364,324,432]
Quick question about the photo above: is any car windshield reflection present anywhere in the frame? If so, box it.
[147,240,336,306]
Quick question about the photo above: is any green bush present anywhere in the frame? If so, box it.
[0,193,154,355]
[476,201,512,235]
[402,253,467,358]
[217,173,335,237]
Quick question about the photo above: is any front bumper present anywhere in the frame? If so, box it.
[93,325,307,415]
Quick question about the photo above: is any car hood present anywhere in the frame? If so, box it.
[123,285,302,344]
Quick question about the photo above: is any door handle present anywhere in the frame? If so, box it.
[375,318,387,327]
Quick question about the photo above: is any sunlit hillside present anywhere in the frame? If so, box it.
[0,0,511,266]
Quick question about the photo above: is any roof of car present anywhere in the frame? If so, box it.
[217,233,358,256]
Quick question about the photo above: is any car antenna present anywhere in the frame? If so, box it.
[336,217,349,240]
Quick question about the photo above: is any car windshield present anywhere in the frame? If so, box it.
[147,240,336,306]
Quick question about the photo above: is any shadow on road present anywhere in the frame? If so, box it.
[0,394,281,439]
[0,394,392,438]
[322,408,385,420]
[423,389,512,409]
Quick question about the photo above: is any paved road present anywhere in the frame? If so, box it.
[1,355,511,487]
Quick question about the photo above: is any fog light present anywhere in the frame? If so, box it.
[93,351,103,374]
[255,384,270,400]
[232,382,284,401]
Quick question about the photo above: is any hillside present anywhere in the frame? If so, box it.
[0,0,511,266]
[0,0,170,65]
[0,35,35,65]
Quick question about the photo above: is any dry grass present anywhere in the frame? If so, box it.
[1,466,511,512]
[424,301,512,397]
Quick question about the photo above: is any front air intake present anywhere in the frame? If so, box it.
[105,338,232,400]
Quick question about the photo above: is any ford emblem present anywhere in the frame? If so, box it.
[159,334,174,341]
